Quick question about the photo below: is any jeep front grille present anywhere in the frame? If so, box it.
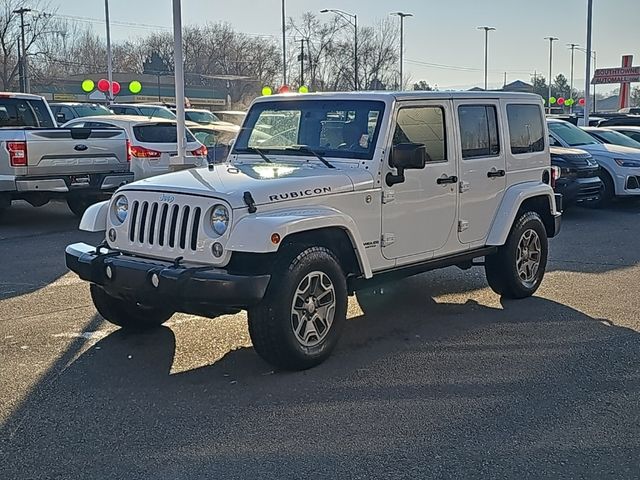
[129,200,202,251]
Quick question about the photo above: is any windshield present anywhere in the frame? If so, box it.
[596,130,640,149]
[133,124,196,143]
[138,106,176,120]
[0,97,55,128]
[548,121,599,147]
[186,110,220,124]
[234,100,385,160]
[74,104,113,117]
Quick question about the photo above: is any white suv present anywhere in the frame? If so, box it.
[66,92,561,370]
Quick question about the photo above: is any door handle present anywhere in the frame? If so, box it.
[487,169,506,178]
[436,175,458,185]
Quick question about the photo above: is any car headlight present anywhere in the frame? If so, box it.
[113,195,128,223]
[614,158,640,168]
[210,204,229,235]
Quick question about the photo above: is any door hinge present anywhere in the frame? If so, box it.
[458,220,469,232]
[381,233,396,247]
[459,181,470,193]
[382,190,395,204]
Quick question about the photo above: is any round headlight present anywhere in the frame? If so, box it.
[113,195,128,224]
[210,204,229,235]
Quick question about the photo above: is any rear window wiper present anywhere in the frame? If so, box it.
[235,147,273,163]
[286,145,335,169]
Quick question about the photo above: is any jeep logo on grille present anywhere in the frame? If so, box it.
[160,194,175,203]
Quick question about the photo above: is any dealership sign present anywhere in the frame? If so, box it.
[592,66,640,84]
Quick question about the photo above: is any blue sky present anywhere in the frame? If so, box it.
[54,0,639,92]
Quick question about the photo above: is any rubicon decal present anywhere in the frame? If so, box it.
[269,187,332,202]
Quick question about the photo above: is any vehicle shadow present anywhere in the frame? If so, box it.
[1,293,639,479]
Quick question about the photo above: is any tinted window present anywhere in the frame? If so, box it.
[133,124,196,143]
[186,110,220,124]
[507,104,545,154]
[112,107,125,114]
[73,104,113,117]
[59,106,74,120]
[123,107,139,116]
[458,105,500,159]
[393,106,447,162]
[595,130,640,149]
[0,98,54,128]
[139,106,175,119]
[84,121,120,129]
[548,121,598,147]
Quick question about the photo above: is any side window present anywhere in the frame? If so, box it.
[548,135,561,147]
[111,107,124,114]
[124,107,139,115]
[393,106,447,162]
[506,104,545,154]
[59,106,73,120]
[458,105,500,159]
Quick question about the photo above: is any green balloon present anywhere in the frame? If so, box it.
[549,96,557,104]
[81,79,94,93]
[566,98,574,106]
[129,80,142,94]
[261,86,273,96]
[298,85,309,93]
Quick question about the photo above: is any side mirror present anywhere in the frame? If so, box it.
[386,143,428,186]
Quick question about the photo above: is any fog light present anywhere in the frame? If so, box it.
[108,228,117,242]
[151,273,160,288]
[212,242,224,258]
[105,265,113,279]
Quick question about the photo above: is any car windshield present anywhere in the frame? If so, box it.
[234,100,385,160]
[186,110,220,124]
[133,123,196,143]
[595,130,640,149]
[138,106,176,120]
[548,121,599,147]
[74,104,113,117]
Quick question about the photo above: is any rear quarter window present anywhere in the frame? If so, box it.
[506,104,545,154]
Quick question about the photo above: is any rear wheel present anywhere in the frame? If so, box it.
[248,246,347,371]
[485,211,548,299]
[90,284,174,330]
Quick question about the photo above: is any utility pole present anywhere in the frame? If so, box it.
[567,43,579,113]
[16,37,24,92]
[478,26,496,91]
[583,0,593,126]
[104,0,113,104]
[544,36,559,113]
[281,0,287,86]
[13,7,31,93]
[299,39,305,86]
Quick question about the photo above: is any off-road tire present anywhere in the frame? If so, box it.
[90,284,174,330]
[248,246,348,371]
[485,211,548,299]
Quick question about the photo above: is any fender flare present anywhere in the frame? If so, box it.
[79,200,109,232]
[227,206,373,278]
[486,182,558,246]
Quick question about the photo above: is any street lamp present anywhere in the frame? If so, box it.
[544,36,559,113]
[104,0,113,104]
[583,0,594,126]
[567,43,579,113]
[477,26,496,91]
[391,12,413,90]
[577,46,597,113]
[320,8,358,90]
[281,0,287,86]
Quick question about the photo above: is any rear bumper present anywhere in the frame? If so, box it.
[65,242,270,316]
[13,172,134,194]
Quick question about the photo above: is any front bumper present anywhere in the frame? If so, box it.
[555,176,603,205]
[65,243,270,316]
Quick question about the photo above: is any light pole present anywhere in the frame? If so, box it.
[583,0,594,126]
[281,0,287,86]
[544,36,559,113]
[321,8,358,90]
[13,7,31,93]
[577,47,597,114]
[477,26,496,91]
[104,0,113,104]
[567,43,579,113]
[391,12,413,90]
[172,0,187,163]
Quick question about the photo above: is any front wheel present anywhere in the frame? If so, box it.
[248,246,348,371]
[485,211,548,299]
[90,284,174,330]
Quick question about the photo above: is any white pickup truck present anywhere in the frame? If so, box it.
[66,91,562,370]
[0,92,132,216]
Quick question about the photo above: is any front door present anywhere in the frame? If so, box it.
[455,100,506,244]
[381,101,458,260]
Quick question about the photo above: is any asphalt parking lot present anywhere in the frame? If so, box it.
[1,199,639,479]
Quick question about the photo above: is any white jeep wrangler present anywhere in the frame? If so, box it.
[66,92,562,370]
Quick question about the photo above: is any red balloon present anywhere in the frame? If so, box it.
[111,81,121,95]
[97,79,110,92]
[578,98,586,106]
[557,97,565,105]
[278,85,290,94]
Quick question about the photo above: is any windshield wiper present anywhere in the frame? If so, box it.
[235,147,273,163]
[286,145,335,169]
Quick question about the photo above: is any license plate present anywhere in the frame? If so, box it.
[70,176,90,186]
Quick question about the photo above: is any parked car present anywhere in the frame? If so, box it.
[49,102,113,124]
[189,123,240,164]
[581,126,640,150]
[66,91,561,370]
[548,118,640,205]
[111,103,176,120]
[168,107,219,124]
[0,92,131,216]
[62,115,207,180]
[550,146,602,206]
[618,107,640,114]
[606,126,640,144]
[598,115,640,127]
[212,110,246,126]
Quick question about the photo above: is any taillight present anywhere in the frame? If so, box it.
[550,166,561,188]
[126,139,131,163]
[191,145,208,157]
[6,141,27,166]
[129,145,162,159]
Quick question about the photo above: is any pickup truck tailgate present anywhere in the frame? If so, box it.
[24,128,129,176]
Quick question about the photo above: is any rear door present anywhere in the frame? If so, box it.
[455,100,506,244]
